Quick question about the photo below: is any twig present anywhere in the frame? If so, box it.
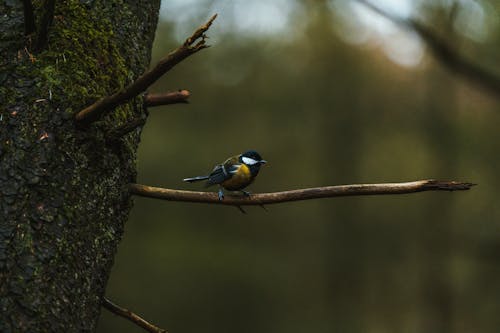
[34,0,56,52]
[235,205,247,214]
[107,117,146,142]
[357,0,500,99]
[102,297,167,333]
[144,90,191,107]
[22,0,36,35]
[129,180,475,206]
[75,14,217,125]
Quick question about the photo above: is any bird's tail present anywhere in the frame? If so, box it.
[183,175,210,183]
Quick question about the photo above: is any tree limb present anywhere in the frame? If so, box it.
[357,0,500,99]
[106,117,146,142]
[22,0,36,35]
[75,14,217,125]
[129,180,475,206]
[102,297,167,333]
[144,90,191,107]
[34,0,56,52]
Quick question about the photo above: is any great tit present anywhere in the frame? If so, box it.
[183,150,267,200]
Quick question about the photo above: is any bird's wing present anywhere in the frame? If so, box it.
[223,155,241,169]
[206,164,231,186]
[206,155,241,186]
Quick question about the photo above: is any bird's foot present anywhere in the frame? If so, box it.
[218,188,225,201]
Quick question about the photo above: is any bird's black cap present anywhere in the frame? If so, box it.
[242,150,263,161]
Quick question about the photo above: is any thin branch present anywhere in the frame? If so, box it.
[102,297,167,333]
[357,0,500,99]
[34,0,56,52]
[144,90,191,107]
[106,117,146,142]
[75,14,217,125]
[129,180,475,206]
[22,0,36,35]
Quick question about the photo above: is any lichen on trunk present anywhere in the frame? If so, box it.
[0,1,160,331]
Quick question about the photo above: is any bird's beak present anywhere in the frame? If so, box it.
[260,160,267,165]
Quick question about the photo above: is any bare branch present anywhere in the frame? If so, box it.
[34,0,56,52]
[106,117,146,142]
[357,0,500,99]
[144,90,191,107]
[75,14,217,125]
[129,180,475,206]
[102,297,167,333]
[22,0,36,35]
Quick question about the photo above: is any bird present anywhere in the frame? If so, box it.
[183,150,267,200]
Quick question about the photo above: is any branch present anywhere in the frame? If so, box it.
[357,0,500,99]
[22,0,36,35]
[129,180,475,206]
[106,117,146,142]
[102,297,167,333]
[75,14,217,125]
[34,0,56,52]
[144,90,191,107]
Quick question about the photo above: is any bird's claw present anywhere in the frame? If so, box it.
[218,189,225,201]
[240,190,251,197]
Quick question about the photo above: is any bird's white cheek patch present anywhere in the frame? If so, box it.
[242,157,259,165]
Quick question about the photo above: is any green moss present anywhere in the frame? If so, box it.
[32,3,130,122]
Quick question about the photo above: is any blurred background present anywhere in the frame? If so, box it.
[98,0,500,332]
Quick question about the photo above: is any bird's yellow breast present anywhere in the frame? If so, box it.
[222,164,253,190]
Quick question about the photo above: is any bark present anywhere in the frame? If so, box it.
[0,1,160,331]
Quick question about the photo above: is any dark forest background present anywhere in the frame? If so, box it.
[98,1,500,332]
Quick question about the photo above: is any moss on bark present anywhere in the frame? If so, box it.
[0,1,160,331]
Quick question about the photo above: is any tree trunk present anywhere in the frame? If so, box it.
[0,1,160,331]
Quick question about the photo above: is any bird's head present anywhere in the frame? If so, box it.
[240,150,267,175]
[240,150,267,165]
